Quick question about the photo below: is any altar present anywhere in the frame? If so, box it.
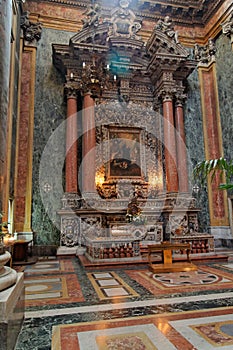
[53,4,216,260]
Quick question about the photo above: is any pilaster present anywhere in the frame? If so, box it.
[14,13,42,232]
[195,39,230,232]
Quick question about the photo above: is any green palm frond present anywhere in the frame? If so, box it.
[193,157,233,191]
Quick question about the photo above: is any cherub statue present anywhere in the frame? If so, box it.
[156,16,179,43]
[82,3,101,28]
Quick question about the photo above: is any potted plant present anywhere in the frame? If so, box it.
[193,157,233,191]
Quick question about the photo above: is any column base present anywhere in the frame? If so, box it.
[15,231,34,241]
[57,246,86,256]
[208,226,233,248]
[0,273,24,350]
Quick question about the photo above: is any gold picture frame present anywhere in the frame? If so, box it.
[107,127,142,179]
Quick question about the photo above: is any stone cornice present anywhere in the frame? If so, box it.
[24,0,233,46]
[26,0,226,27]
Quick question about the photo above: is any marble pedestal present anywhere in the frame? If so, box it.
[57,246,86,256]
[0,273,24,350]
[208,226,233,248]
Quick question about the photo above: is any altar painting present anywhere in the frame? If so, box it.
[108,128,142,178]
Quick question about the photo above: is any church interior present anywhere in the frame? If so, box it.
[1,0,233,349]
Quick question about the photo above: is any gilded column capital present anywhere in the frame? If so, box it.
[160,89,174,102]
[20,11,42,47]
[64,81,80,99]
[175,91,187,107]
[221,12,233,46]
[193,38,216,67]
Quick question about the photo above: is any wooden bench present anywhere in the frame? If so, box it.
[148,241,197,273]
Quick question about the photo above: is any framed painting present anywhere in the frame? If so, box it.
[107,127,142,179]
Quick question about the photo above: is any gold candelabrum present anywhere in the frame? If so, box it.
[80,57,114,98]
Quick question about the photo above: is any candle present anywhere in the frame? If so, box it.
[3,236,9,244]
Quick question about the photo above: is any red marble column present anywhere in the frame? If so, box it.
[65,92,78,193]
[175,100,189,193]
[162,94,179,193]
[82,92,96,193]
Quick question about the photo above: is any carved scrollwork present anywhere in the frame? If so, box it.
[81,217,104,239]
[61,193,82,210]
[221,12,233,39]
[81,3,102,29]
[20,11,42,45]
[61,217,80,246]
[96,183,117,199]
[109,0,142,40]
[193,38,216,66]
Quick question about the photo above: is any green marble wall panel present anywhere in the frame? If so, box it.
[32,28,74,245]
[0,0,12,210]
[215,33,233,165]
[184,69,210,232]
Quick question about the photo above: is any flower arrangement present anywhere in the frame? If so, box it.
[126,194,146,225]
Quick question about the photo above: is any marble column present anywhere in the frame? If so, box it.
[175,97,189,193]
[65,87,78,193]
[162,93,179,193]
[82,92,96,194]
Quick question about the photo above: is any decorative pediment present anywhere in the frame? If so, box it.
[52,7,196,100]
[146,16,197,89]
[147,19,189,60]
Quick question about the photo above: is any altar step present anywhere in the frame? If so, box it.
[78,251,229,268]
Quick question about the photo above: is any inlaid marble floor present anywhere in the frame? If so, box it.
[15,255,233,349]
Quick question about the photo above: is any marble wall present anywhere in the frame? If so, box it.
[0,0,12,210]
[215,33,233,165]
[32,28,74,245]
[184,68,210,232]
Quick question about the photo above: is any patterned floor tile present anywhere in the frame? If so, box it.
[15,256,233,350]
[87,271,139,300]
[170,314,233,349]
[24,259,75,275]
[125,265,233,296]
[51,307,233,350]
[24,273,85,307]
